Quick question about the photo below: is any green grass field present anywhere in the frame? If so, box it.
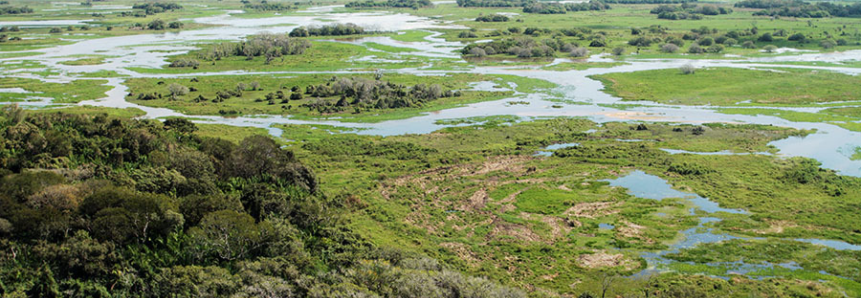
[594,67,861,106]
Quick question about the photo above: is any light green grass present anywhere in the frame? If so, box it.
[594,67,861,106]
[390,30,435,42]
[0,77,110,103]
[29,105,145,118]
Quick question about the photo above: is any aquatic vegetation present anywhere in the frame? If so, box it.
[0,77,110,104]
[2,0,861,296]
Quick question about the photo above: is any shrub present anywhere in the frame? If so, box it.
[688,44,704,54]
[148,19,166,30]
[167,83,190,100]
[707,44,724,53]
[763,45,778,53]
[611,47,625,56]
[661,43,679,53]
[469,47,487,57]
[570,47,590,57]
[679,63,696,74]
[741,41,756,49]
[788,33,806,42]
[169,58,200,68]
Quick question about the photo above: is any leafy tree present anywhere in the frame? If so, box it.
[147,19,166,30]
[167,83,189,100]
[154,265,241,297]
[188,210,272,261]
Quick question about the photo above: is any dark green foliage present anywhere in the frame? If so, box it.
[198,33,311,62]
[737,0,861,18]
[456,0,532,8]
[147,19,165,30]
[0,106,401,297]
[243,1,294,11]
[297,76,455,114]
[523,0,610,14]
[131,2,182,15]
[289,23,366,37]
[476,14,510,22]
[652,3,730,20]
[0,6,34,15]
[668,162,714,175]
[346,0,433,9]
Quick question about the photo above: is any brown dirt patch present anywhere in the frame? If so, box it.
[565,202,620,219]
[461,189,489,212]
[487,218,543,243]
[755,220,798,234]
[618,220,654,244]
[576,250,638,270]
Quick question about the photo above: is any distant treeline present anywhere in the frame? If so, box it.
[736,0,861,18]
[0,6,33,15]
[346,0,433,9]
[131,2,182,14]
[476,14,510,22]
[458,0,608,10]
[651,3,732,20]
[242,0,295,11]
[603,0,694,4]
[289,23,366,37]
[197,33,311,64]
[456,0,532,8]
[522,0,610,14]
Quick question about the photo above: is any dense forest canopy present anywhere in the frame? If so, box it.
[522,0,610,14]
[0,106,524,297]
[195,33,311,64]
[456,0,533,8]
[736,0,861,18]
[346,0,433,9]
[0,6,33,15]
[242,0,295,11]
[298,76,461,113]
[289,23,366,37]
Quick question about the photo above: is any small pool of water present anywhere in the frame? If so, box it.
[534,142,580,157]
[606,170,861,282]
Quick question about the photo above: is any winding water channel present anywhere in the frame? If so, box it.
[2,3,861,281]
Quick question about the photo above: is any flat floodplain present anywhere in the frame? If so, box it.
[1,0,861,297]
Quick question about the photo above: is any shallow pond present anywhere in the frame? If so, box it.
[604,170,861,281]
